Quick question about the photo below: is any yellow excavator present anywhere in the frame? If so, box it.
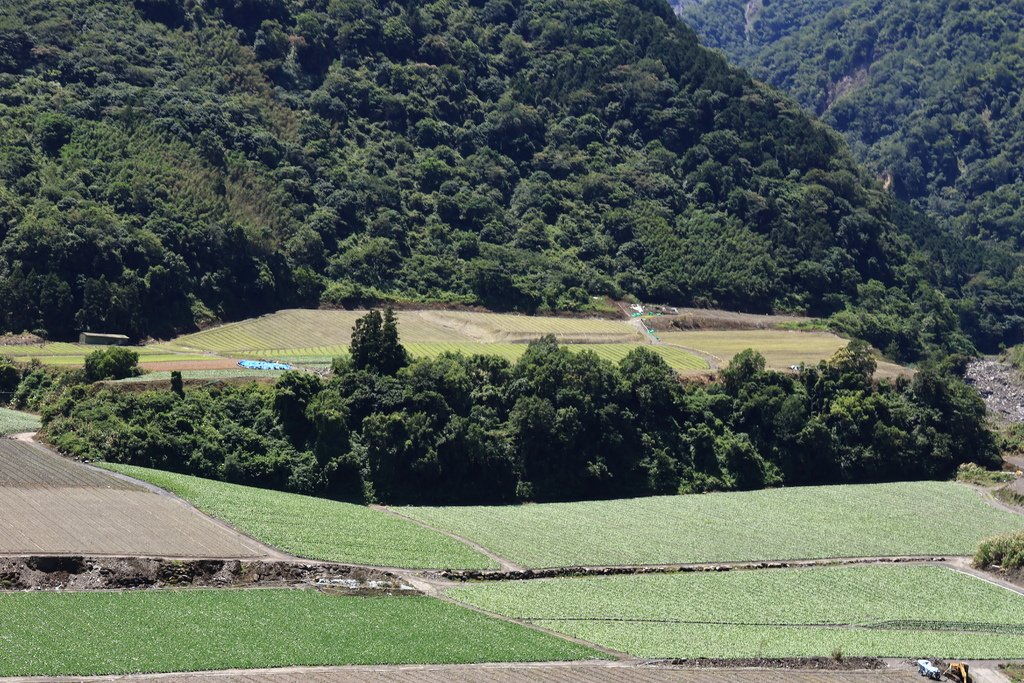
[943,661,970,683]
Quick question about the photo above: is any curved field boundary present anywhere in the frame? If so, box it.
[0,440,139,489]
[166,310,641,356]
[100,464,498,570]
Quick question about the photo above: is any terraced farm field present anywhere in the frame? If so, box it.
[164,309,704,371]
[401,481,1024,568]
[659,329,908,377]
[114,369,285,383]
[451,565,1024,659]
[0,408,41,435]
[0,441,267,557]
[422,311,638,343]
[167,309,640,356]
[0,589,598,676]
[103,464,495,569]
[659,329,845,369]
[0,342,214,367]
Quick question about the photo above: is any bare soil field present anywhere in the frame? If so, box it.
[4,663,921,683]
[0,440,269,558]
[0,440,138,489]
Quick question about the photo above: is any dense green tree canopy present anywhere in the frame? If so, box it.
[680,0,1024,351]
[0,0,942,341]
[37,334,997,504]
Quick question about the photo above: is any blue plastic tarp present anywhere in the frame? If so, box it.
[238,360,293,371]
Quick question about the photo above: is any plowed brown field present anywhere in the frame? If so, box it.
[6,663,920,683]
[0,440,269,558]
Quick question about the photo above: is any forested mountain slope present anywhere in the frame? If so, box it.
[0,0,938,342]
[680,0,1024,349]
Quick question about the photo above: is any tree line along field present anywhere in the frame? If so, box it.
[244,342,709,373]
[0,589,599,677]
[450,566,1024,660]
[401,482,1024,568]
[101,464,495,570]
[0,407,40,435]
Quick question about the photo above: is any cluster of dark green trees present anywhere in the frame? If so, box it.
[680,0,1024,352]
[0,0,981,362]
[34,311,996,505]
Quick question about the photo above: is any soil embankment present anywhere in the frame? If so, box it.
[0,555,414,594]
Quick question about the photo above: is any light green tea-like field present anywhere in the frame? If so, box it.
[402,481,1024,568]
[451,565,1024,659]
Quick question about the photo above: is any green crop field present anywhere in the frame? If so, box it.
[166,309,639,356]
[0,408,41,435]
[101,464,494,569]
[659,329,847,369]
[114,369,285,383]
[403,343,707,371]
[451,565,1024,659]
[209,342,707,373]
[401,481,1024,568]
[1,342,212,367]
[659,329,908,377]
[426,311,637,342]
[0,589,598,676]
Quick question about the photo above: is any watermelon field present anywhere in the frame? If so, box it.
[401,481,1024,568]
[450,565,1024,659]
